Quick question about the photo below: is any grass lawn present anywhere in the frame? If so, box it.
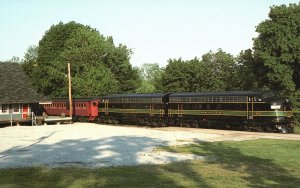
[294,125,300,134]
[1,139,300,188]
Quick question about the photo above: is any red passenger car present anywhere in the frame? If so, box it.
[42,97,100,121]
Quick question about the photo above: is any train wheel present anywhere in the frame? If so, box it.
[240,124,247,131]
[112,119,118,124]
[263,126,273,133]
[288,124,294,133]
[78,117,83,122]
[192,121,198,128]
[257,125,264,132]
[280,125,288,134]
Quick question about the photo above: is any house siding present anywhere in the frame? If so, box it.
[0,62,41,124]
[0,103,31,121]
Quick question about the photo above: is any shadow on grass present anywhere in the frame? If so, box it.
[1,130,299,187]
[164,140,300,188]
[0,135,210,187]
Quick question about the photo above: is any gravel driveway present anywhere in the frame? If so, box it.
[1,123,299,169]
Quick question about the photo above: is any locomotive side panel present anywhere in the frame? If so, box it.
[98,93,167,125]
[167,91,294,133]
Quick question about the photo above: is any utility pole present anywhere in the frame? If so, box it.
[68,63,73,119]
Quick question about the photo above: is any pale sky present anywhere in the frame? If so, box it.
[0,0,298,67]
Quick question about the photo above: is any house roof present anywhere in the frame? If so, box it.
[0,62,42,104]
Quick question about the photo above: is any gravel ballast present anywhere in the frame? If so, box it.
[1,123,300,169]
[0,123,212,168]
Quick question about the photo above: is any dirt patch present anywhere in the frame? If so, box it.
[154,126,300,142]
[1,123,299,169]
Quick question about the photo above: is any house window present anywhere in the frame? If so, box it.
[13,104,20,113]
[1,104,9,114]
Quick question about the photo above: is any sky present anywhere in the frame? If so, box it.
[0,0,298,67]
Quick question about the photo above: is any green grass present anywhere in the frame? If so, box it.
[294,125,300,134]
[1,139,300,188]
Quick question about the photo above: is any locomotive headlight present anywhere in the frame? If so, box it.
[271,104,281,110]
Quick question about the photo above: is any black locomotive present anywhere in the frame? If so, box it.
[98,91,294,133]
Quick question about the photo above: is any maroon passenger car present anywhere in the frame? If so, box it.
[42,97,100,121]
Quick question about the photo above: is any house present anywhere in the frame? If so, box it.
[0,62,42,124]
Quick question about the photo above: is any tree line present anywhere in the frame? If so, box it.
[137,3,300,107]
[137,49,255,93]
[8,3,299,110]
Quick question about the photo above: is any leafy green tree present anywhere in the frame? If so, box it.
[23,21,139,96]
[253,3,300,99]
[22,45,38,79]
[189,50,239,92]
[99,37,141,93]
[37,21,86,65]
[57,27,119,96]
[161,59,191,92]
[135,80,156,93]
[188,58,211,92]
[72,65,119,96]
[136,63,164,93]
[236,49,258,90]
[139,63,161,81]
[24,45,39,61]
[5,56,21,63]
[161,50,238,92]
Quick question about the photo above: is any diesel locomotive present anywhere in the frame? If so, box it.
[42,91,294,133]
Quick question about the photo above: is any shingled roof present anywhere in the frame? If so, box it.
[0,62,42,104]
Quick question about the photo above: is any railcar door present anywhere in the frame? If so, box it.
[177,104,183,117]
[91,101,99,117]
[105,99,109,115]
[247,96,254,119]
[149,104,154,116]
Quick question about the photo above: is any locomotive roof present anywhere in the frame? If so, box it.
[104,93,167,98]
[169,91,266,97]
[48,97,101,102]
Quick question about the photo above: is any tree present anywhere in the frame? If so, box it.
[188,57,211,92]
[136,63,164,93]
[236,49,258,90]
[22,45,38,79]
[99,38,141,92]
[161,59,190,92]
[37,21,86,65]
[5,56,21,63]
[72,65,119,96]
[161,50,239,92]
[253,3,300,99]
[195,50,239,92]
[135,80,156,93]
[24,21,139,96]
[24,45,39,62]
[252,3,300,127]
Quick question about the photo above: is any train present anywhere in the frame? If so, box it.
[42,91,294,133]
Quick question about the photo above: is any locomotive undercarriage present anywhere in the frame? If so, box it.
[98,113,293,133]
[98,114,167,127]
